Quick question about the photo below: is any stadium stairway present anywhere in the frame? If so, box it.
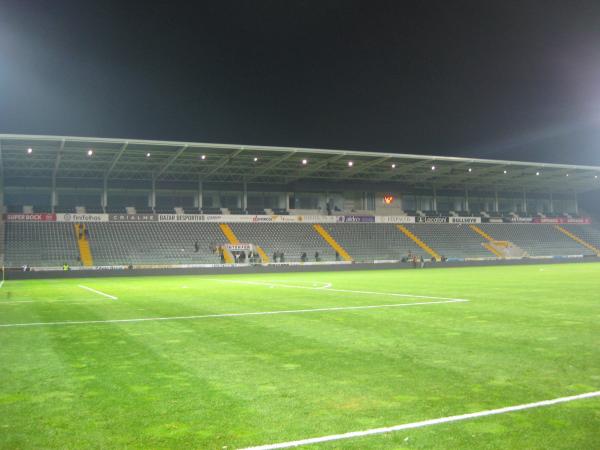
[468,224,504,258]
[554,225,600,256]
[312,224,353,261]
[219,223,269,263]
[74,224,94,266]
[395,225,441,261]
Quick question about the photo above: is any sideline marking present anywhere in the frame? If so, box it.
[78,285,118,300]
[242,390,600,450]
[0,301,34,305]
[0,280,4,289]
[0,299,467,328]
[209,279,468,302]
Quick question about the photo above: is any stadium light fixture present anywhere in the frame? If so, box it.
[348,161,354,167]
[536,171,540,176]
[201,154,206,160]
[391,163,396,169]
[431,165,436,171]
[87,149,94,157]
[503,170,507,174]
[566,173,569,177]
[468,167,472,172]
[146,152,151,158]
[26,147,33,154]
[595,175,598,179]
[253,157,258,162]
[301,158,308,165]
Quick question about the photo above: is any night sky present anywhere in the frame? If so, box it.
[1,0,600,165]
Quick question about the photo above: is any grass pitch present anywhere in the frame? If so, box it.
[0,263,599,449]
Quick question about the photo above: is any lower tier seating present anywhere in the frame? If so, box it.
[3,222,599,267]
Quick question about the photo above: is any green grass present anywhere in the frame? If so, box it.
[0,263,599,449]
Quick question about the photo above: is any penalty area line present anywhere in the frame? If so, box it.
[241,390,600,450]
[0,298,467,328]
[78,285,118,300]
[208,279,468,302]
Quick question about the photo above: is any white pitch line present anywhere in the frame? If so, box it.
[0,301,35,305]
[78,285,118,300]
[209,279,468,302]
[242,390,600,450]
[0,299,467,328]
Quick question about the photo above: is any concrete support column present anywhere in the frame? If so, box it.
[464,187,469,212]
[242,181,248,211]
[102,178,108,210]
[150,179,156,208]
[0,177,3,212]
[549,192,554,214]
[432,186,437,211]
[574,191,579,215]
[493,187,499,213]
[197,179,203,209]
[51,178,57,213]
[523,189,527,214]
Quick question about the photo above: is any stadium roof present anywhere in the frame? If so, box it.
[1,134,599,193]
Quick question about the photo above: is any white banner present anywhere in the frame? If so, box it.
[375,215,416,224]
[56,213,109,222]
[449,216,481,224]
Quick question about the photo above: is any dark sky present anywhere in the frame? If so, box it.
[1,0,600,165]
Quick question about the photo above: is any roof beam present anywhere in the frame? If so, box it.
[286,153,346,182]
[246,151,296,181]
[201,148,244,177]
[154,145,188,180]
[105,142,129,179]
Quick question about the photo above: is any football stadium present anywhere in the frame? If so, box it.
[1,134,599,449]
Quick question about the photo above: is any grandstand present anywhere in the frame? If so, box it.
[1,134,600,270]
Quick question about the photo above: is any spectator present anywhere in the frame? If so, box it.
[301,252,307,263]
[335,251,340,261]
[194,240,200,253]
[273,252,278,263]
[315,251,321,262]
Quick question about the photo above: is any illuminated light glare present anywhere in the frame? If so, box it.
[146,152,151,158]
[431,165,436,171]
[391,163,396,169]
[253,157,258,162]
[301,159,308,165]
[503,170,507,174]
[27,148,33,154]
[348,161,354,167]
[87,149,94,156]
[566,173,569,177]
[536,171,540,176]
[201,154,206,160]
